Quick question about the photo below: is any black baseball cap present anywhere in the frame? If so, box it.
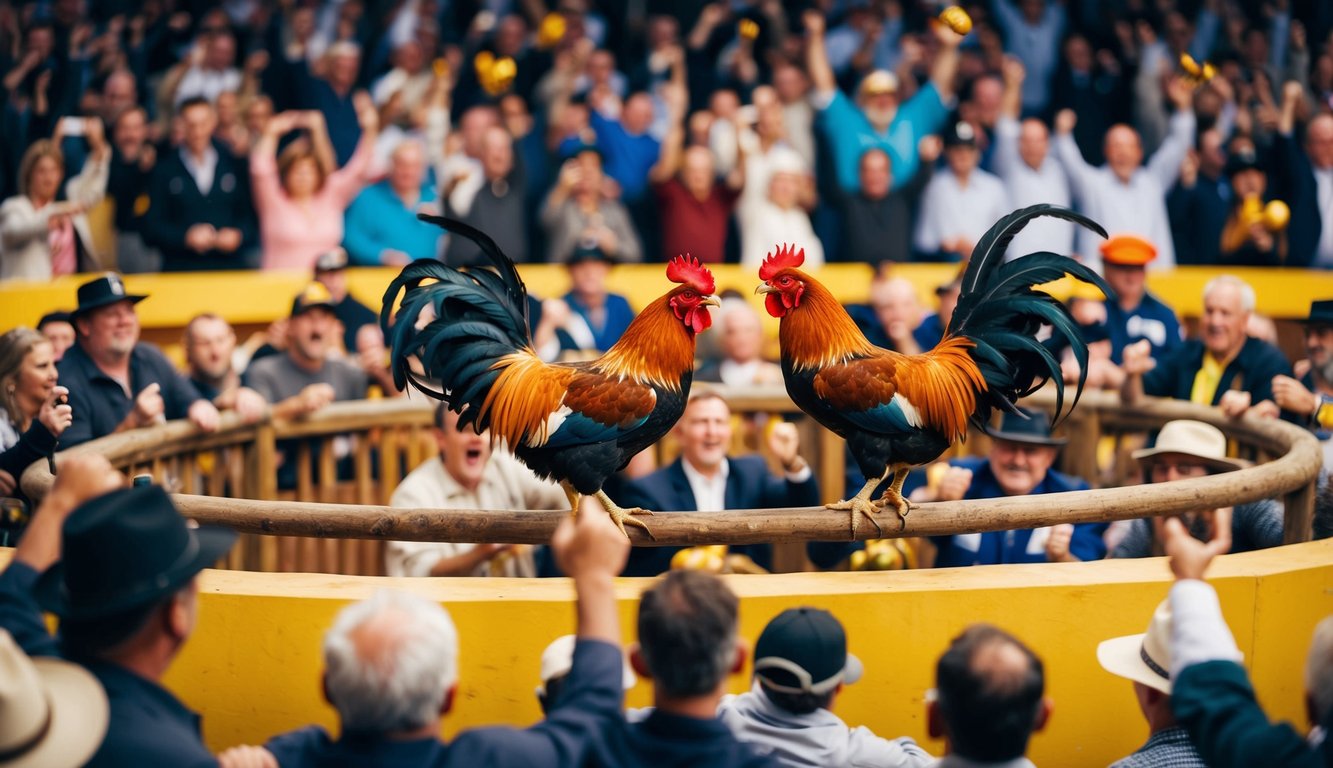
[753,607,863,696]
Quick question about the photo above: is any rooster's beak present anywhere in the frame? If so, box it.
[703,295,721,307]
[755,284,775,295]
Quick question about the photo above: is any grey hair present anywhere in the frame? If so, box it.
[637,570,739,697]
[1306,616,1333,722]
[323,589,459,733]
[1202,275,1256,313]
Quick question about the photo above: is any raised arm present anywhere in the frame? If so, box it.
[1145,77,1197,189]
[325,93,380,204]
[648,47,687,185]
[992,57,1025,180]
[803,10,836,98]
[1052,108,1097,201]
[928,18,965,102]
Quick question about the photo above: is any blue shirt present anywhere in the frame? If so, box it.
[264,639,626,768]
[590,111,660,203]
[57,341,205,448]
[560,292,635,354]
[931,456,1105,567]
[1104,292,1182,364]
[817,85,950,194]
[585,708,781,768]
[343,181,443,266]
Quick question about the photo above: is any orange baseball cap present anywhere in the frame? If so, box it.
[1100,235,1157,267]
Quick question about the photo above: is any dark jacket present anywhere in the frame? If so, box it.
[1269,132,1321,268]
[1142,337,1293,416]
[618,455,820,576]
[144,144,257,271]
[57,342,205,448]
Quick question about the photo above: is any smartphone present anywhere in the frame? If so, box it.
[62,117,87,136]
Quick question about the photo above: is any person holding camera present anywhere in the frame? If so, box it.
[0,116,109,281]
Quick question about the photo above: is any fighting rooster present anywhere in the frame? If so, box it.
[757,205,1110,535]
[382,216,719,537]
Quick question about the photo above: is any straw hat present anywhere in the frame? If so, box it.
[1097,600,1176,694]
[0,630,108,767]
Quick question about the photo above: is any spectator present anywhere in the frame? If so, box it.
[1053,77,1195,269]
[992,59,1074,260]
[165,31,242,107]
[929,624,1050,766]
[1121,275,1292,420]
[913,408,1106,567]
[1097,235,1183,364]
[1272,300,1333,438]
[739,148,822,270]
[1273,84,1333,268]
[542,146,642,264]
[312,247,377,354]
[444,126,530,266]
[587,569,780,767]
[1162,512,1333,765]
[619,391,817,576]
[917,271,963,349]
[588,89,662,211]
[992,0,1066,116]
[555,245,635,356]
[370,40,434,132]
[1167,128,1229,266]
[256,495,633,766]
[695,302,782,386]
[58,274,219,448]
[182,314,267,424]
[848,277,937,355]
[0,628,108,768]
[0,454,238,765]
[1096,600,1209,767]
[432,105,501,223]
[144,97,258,271]
[718,607,932,767]
[385,404,566,577]
[837,142,935,266]
[1218,148,1288,267]
[1112,420,1282,558]
[250,100,377,271]
[342,139,442,266]
[1048,33,1128,168]
[0,327,72,500]
[0,118,109,281]
[36,311,74,362]
[650,52,740,266]
[537,633,637,715]
[106,106,161,274]
[734,89,809,227]
[296,42,363,166]
[771,64,815,168]
[915,120,1009,262]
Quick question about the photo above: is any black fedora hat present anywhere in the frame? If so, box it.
[989,407,1067,446]
[71,273,147,319]
[34,486,236,621]
[1301,300,1333,328]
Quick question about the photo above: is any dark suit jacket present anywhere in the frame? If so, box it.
[618,455,820,576]
[1270,132,1321,268]
[144,143,257,271]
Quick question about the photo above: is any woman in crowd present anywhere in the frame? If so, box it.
[0,117,109,281]
[0,328,72,500]
[250,94,378,271]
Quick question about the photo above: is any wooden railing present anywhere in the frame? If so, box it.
[19,389,1324,575]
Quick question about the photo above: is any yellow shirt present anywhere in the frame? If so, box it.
[1190,353,1227,405]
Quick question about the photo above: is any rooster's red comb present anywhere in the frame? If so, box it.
[758,243,805,281]
[666,254,716,294]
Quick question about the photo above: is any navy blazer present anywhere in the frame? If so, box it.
[1270,132,1321,268]
[144,143,257,271]
[619,455,820,576]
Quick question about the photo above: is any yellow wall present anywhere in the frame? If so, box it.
[126,539,1333,765]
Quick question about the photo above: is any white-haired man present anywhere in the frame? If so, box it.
[257,500,632,766]
[1122,275,1292,420]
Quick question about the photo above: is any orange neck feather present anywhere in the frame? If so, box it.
[780,272,878,369]
[597,295,696,389]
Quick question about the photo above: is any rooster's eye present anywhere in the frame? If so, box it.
[779,276,793,286]
[682,290,696,299]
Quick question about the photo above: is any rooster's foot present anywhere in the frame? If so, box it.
[876,491,914,531]
[594,490,656,541]
[826,497,884,538]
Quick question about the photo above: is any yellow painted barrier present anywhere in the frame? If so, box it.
[6,538,1298,765]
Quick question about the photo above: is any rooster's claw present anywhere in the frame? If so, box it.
[826,497,883,539]
[607,505,656,541]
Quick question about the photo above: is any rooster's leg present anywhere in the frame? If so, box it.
[593,490,657,541]
[826,474,889,538]
[877,466,915,531]
[561,481,582,517]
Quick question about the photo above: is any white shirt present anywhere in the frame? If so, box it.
[1314,166,1333,267]
[385,449,567,577]
[914,168,1010,255]
[1168,579,1244,675]
[741,202,825,270]
[991,116,1074,259]
[681,457,729,513]
[1054,111,1196,270]
[180,146,219,196]
[174,66,242,106]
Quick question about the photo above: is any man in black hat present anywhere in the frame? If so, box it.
[913,407,1105,567]
[312,247,377,355]
[1272,299,1333,445]
[57,273,219,448]
[0,453,238,766]
[718,607,932,767]
[913,120,1008,262]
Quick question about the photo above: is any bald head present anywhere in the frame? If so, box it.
[681,146,716,198]
[721,302,764,364]
[1104,124,1143,182]
[1308,115,1333,170]
[871,278,922,340]
[1018,119,1048,170]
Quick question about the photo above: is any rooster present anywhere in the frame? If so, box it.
[756,205,1110,535]
[382,216,719,538]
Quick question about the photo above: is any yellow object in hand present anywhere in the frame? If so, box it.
[939,6,972,35]
[738,18,760,40]
[538,13,566,48]
[1263,200,1290,231]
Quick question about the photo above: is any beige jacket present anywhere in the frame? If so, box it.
[0,152,109,281]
